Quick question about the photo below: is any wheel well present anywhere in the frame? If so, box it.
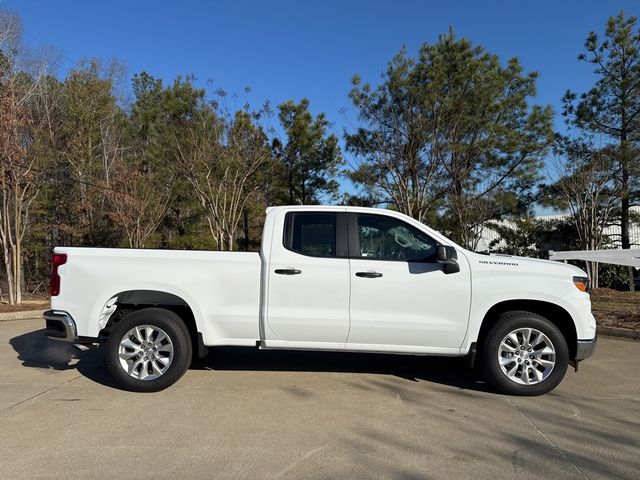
[477,300,578,359]
[98,290,205,359]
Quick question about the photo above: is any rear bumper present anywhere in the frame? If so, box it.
[43,310,78,342]
[575,336,597,361]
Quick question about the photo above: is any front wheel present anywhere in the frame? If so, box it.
[481,311,569,396]
[105,308,192,392]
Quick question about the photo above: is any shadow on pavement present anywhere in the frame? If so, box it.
[9,328,119,388]
[9,328,494,393]
[194,346,495,393]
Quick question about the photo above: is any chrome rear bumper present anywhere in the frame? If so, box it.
[43,310,78,342]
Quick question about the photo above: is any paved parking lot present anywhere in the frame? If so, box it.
[1,318,639,479]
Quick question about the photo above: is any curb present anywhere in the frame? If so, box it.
[597,325,640,340]
[0,309,45,322]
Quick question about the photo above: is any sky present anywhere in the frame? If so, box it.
[3,0,639,206]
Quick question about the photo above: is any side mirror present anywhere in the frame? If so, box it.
[436,245,460,274]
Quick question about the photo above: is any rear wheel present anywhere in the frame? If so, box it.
[481,311,569,396]
[105,308,192,392]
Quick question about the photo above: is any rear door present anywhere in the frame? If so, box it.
[265,210,350,344]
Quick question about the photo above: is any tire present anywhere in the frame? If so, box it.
[481,311,569,396]
[105,308,192,392]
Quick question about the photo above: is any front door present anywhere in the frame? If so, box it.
[347,213,471,349]
[265,210,350,344]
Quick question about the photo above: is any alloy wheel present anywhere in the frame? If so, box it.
[118,325,174,381]
[497,327,556,385]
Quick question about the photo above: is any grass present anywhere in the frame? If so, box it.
[0,296,48,313]
[0,300,49,313]
[591,288,640,330]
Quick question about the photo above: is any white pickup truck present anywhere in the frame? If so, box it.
[44,206,596,395]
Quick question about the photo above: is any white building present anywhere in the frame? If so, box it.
[476,206,640,253]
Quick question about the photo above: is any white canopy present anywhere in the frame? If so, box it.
[548,249,640,268]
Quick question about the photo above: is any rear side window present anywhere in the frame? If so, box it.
[284,212,337,257]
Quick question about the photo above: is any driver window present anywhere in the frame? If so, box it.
[355,214,437,262]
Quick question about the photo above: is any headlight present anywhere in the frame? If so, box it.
[573,276,590,293]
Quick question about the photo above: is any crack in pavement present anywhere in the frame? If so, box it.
[505,397,590,480]
[0,373,84,416]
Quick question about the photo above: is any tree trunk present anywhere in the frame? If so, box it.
[586,260,599,289]
[620,132,633,290]
[242,209,249,252]
[13,184,21,304]
[1,188,15,304]
[287,160,295,204]
[2,244,14,305]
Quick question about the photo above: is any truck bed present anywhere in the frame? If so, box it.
[51,247,262,345]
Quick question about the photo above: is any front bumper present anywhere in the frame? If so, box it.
[575,336,597,361]
[43,310,78,342]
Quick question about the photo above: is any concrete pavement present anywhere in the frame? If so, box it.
[1,318,639,479]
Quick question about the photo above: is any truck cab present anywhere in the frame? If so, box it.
[262,207,471,354]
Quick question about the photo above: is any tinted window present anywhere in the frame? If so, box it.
[284,213,337,257]
[356,214,437,261]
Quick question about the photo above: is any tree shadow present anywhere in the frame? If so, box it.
[339,393,640,479]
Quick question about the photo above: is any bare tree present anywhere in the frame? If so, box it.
[0,11,20,53]
[163,106,273,250]
[448,194,500,251]
[0,11,48,304]
[105,157,175,248]
[552,139,619,287]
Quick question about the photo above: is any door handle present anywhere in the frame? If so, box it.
[275,268,302,275]
[355,271,383,278]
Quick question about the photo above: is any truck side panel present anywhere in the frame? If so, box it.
[461,253,597,354]
[51,248,262,346]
